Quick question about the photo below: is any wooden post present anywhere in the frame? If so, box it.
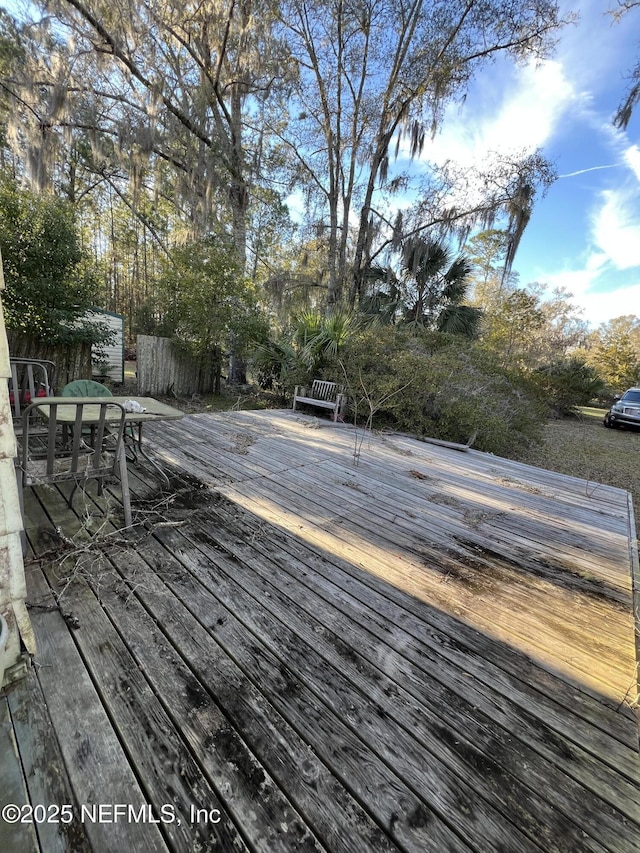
[0,251,36,690]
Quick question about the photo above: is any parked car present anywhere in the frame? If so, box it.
[604,387,640,428]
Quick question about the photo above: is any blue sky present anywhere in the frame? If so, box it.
[418,0,640,328]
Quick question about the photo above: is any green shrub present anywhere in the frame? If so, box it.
[0,177,107,346]
[251,338,309,395]
[531,357,606,416]
[334,327,545,456]
[253,309,360,394]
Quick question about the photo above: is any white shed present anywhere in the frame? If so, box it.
[83,308,125,384]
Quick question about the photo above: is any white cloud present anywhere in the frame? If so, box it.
[573,284,640,327]
[623,145,640,182]
[542,266,639,327]
[391,4,640,330]
[418,59,578,168]
[545,268,599,295]
[585,251,607,273]
[590,189,640,269]
[476,61,576,153]
[533,184,640,326]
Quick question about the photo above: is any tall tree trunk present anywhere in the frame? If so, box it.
[349,136,389,306]
[227,83,250,385]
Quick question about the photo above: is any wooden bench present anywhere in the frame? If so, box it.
[292,380,346,422]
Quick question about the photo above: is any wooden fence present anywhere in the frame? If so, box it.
[7,332,92,391]
[136,335,219,396]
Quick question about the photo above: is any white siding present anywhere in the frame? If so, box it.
[84,309,125,383]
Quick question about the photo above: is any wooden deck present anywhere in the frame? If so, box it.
[1,408,639,852]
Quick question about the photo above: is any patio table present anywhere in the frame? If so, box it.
[32,396,185,487]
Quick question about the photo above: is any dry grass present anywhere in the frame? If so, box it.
[516,407,640,512]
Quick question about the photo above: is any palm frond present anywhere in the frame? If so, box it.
[437,304,483,338]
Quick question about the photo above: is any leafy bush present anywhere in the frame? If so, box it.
[0,177,108,346]
[532,357,606,416]
[155,236,245,357]
[333,327,545,456]
[252,309,359,392]
[292,309,360,374]
[251,338,309,395]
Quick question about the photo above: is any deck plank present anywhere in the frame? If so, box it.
[142,437,640,851]
[6,668,93,853]
[6,409,639,853]
[228,511,640,768]
[0,698,39,853]
[20,561,171,853]
[275,453,631,613]
[31,553,249,851]
[172,493,640,807]
[214,472,635,702]
[145,411,639,712]
[31,483,322,853]
[103,538,466,853]
[153,516,623,852]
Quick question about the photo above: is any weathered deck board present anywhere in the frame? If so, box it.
[156,413,633,583]
[139,528,539,852]
[0,698,39,853]
[209,468,634,702]
[26,533,249,851]
[270,452,629,621]
[30,485,317,853]
[101,538,450,853]
[148,412,636,704]
[6,659,93,853]
[25,481,424,852]
[172,493,640,801]
[182,482,640,748]
[133,450,639,851]
[21,565,172,853]
[315,456,631,582]
[146,413,639,738]
[3,409,639,853]
[150,509,629,851]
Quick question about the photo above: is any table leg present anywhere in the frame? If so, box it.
[126,423,171,488]
[117,442,132,528]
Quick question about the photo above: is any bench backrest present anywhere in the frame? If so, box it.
[310,380,338,401]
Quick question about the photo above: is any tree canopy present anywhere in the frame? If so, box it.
[0,0,609,433]
[0,0,569,312]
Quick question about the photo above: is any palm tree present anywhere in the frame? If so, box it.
[362,237,482,337]
[358,265,404,325]
[292,309,359,371]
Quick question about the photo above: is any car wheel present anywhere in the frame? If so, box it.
[604,413,614,428]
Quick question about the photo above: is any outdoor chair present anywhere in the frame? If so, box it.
[8,357,56,429]
[61,379,114,446]
[61,379,112,397]
[15,397,132,531]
